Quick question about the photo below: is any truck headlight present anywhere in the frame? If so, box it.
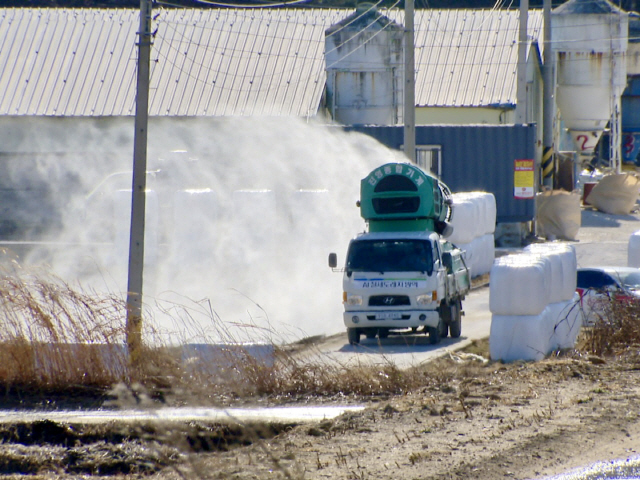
[346,294,363,306]
[416,294,433,305]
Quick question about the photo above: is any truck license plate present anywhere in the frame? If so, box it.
[375,312,402,320]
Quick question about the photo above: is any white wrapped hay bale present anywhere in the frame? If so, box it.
[489,253,551,315]
[482,193,497,235]
[524,243,577,303]
[449,192,497,245]
[474,234,495,277]
[458,234,495,278]
[548,293,582,351]
[449,195,481,245]
[490,308,554,362]
[629,231,640,268]
[461,192,496,235]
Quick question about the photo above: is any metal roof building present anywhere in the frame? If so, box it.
[0,7,543,119]
[413,9,543,108]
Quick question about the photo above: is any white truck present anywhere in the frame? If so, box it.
[329,162,470,345]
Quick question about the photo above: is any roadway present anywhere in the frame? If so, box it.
[0,208,636,426]
[302,208,640,369]
[298,285,491,370]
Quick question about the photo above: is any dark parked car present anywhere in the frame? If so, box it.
[576,267,640,324]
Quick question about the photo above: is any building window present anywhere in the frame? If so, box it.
[416,146,442,177]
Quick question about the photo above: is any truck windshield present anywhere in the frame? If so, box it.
[346,239,434,275]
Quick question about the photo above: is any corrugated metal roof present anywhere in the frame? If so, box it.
[0,9,140,116]
[407,9,543,108]
[0,8,350,117]
[0,7,541,117]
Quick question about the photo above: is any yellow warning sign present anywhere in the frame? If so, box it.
[514,159,534,199]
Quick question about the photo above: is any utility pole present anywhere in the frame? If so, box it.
[542,0,555,188]
[404,0,416,163]
[126,0,152,374]
[515,0,529,125]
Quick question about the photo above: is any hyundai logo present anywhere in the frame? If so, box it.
[383,297,395,305]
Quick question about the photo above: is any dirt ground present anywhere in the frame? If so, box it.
[2,337,640,480]
[1,208,640,479]
[157,338,640,480]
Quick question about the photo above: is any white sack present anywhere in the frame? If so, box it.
[547,294,582,351]
[524,243,577,303]
[490,309,554,362]
[489,253,551,315]
[629,231,640,268]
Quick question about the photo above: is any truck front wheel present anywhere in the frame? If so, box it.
[347,328,360,345]
[427,321,441,345]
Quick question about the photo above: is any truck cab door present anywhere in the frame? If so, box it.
[433,241,447,301]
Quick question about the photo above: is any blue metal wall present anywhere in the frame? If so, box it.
[622,77,640,132]
[345,124,537,223]
[621,77,640,165]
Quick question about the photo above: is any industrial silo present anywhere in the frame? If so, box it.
[325,4,404,126]
[552,0,628,170]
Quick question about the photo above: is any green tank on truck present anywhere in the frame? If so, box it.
[328,162,470,345]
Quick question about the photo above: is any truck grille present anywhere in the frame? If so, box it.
[368,295,410,306]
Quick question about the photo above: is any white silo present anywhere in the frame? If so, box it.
[552,0,628,169]
[325,4,404,125]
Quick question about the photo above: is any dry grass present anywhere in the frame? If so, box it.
[578,295,640,356]
[5,261,640,405]
[0,265,130,390]
[0,265,430,404]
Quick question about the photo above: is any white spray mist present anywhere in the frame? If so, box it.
[24,117,407,344]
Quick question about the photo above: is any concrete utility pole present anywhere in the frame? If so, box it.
[515,0,529,125]
[126,0,152,373]
[542,0,555,188]
[404,0,416,163]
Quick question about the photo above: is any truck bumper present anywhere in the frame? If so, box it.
[343,310,440,329]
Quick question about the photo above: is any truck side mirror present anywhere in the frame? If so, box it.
[328,253,337,269]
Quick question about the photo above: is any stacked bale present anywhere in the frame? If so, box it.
[525,243,581,351]
[628,230,640,268]
[448,192,496,278]
[489,244,580,362]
